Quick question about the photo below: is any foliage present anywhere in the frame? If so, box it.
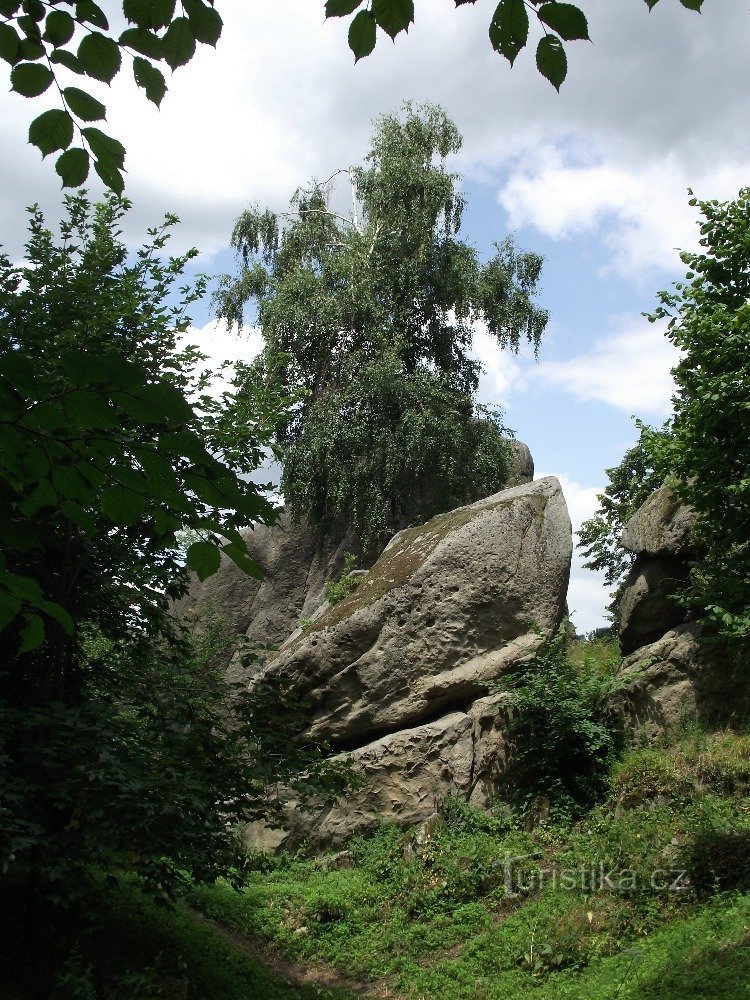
[325,552,361,605]
[496,629,620,818]
[326,0,705,90]
[0,0,221,191]
[644,188,750,644]
[0,196,349,905]
[577,425,665,623]
[0,193,273,658]
[217,103,548,548]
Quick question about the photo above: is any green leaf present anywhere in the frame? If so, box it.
[75,0,109,29]
[93,155,124,195]
[78,31,121,82]
[643,0,660,9]
[161,17,196,69]
[222,540,263,579]
[63,387,116,426]
[18,613,44,653]
[101,484,146,526]
[43,10,75,46]
[186,540,221,581]
[22,0,45,18]
[56,146,90,186]
[489,0,529,64]
[0,351,36,392]
[52,465,91,501]
[60,499,98,535]
[182,0,222,45]
[0,591,22,631]
[132,56,167,106]
[371,0,414,39]
[18,35,44,59]
[81,126,125,167]
[0,1,21,16]
[63,86,106,121]
[536,33,567,89]
[123,0,175,30]
[0,23,21,64]
[119,27,163,59]
[19,479,57,516]
[537,3,589,41]
[28,108,74,156]
[40,598,74,635]
[10,61,53,96]
[50,48,83,73]
[679,0,702,9]
[348,9,376,61]
[325,0,364,15]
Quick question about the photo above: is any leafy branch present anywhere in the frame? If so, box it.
[0,0,222,191]
[326,0,705,91]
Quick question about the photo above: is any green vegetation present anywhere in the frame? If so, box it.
[494,630,621,819]
[325,553,362,606]
[644,188,750,645]
[191,683,750,999]
[0,0,222,191]
[218,104,547,549]
[329,1,707,91]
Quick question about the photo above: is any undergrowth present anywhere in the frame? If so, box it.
[189,635,750,999]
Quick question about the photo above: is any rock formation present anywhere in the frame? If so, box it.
[244,476,572,847]
[618,484,696,655]
[612,484,749,740]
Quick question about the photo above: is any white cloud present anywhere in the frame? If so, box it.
[1,0,747,259]
[497,148,748,279]
[532,314,679,416]
[473,324,526,408]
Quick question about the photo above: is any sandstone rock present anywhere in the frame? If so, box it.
[174,514,355,682]
[254,477,572,751]
[245,477,572,847]
[619,485,697,656]
[609,623,750,744]
[619,557,690,655]
[621,484,696,558]
[505,439,534,487]
[261,693,514,850]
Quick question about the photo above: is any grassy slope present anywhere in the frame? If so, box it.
[190,684,750,998]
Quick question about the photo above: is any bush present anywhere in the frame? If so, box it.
[497,629,619,820]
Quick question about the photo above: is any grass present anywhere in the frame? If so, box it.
[0,876,355,999]
[187,643,750,1000]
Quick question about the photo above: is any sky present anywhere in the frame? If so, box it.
[1,0,748,632]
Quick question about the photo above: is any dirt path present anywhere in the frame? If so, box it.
[190,909,404,999]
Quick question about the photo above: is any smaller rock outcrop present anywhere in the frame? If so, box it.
[619,485,696,655]
[610,623,750,743]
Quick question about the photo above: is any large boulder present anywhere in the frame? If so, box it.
[176,441,535,677]
[619,485,696,655]
[246,476,572,846]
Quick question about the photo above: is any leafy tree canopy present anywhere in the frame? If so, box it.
[644,188,750,644]
[0,195,344,903]
[216,103,549,549]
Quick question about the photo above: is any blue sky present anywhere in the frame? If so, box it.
[1,0,748,631]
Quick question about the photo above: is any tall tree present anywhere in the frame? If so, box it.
[217,103,549,549]
[644,187,750,645]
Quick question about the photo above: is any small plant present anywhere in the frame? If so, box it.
[325,552,362,606]
[610,749,687,805]
[299,617,314,632]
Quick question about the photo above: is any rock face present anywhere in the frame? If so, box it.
[176,440,535,683]
[174,515,356,682]
[247,476,572,847]
[612,484,749,741]
[610,623,750,743]
[619,485,697,655]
